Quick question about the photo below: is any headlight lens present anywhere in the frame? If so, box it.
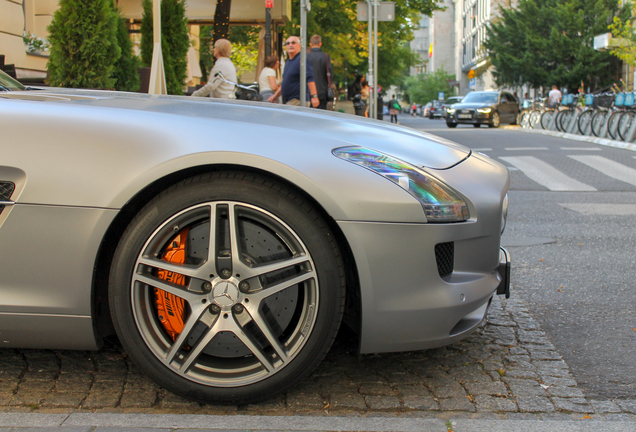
[447,108,456,115]
[477,108,492,113]
[333,146,470,222]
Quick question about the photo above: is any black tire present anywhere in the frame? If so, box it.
[109,172,345,405]
[618,111,635,141]
[578,110,594,135]
[446,121,457,128]
[488,112,500,128]
[540,110,555,130]
[607,111,622,140]
[558,109,575,132]
[591,111,608,137]
[520,112,530,128]
[473,123,481,128]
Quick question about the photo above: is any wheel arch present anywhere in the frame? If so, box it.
[91,164,362,348]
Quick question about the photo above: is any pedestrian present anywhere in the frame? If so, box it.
[348,74,362,100]
[411,103,417,116]
[259,55,279,102]
[306,34,334,110]
[547,85,562,108]
[388,95,399,124]
[268,36,319,107]
[360,79,369,116]
[191,38,237,99]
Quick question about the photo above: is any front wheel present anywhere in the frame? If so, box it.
[591,111,608,137]
[488,112,500,128]
[618,111,635,141]
[109,172,345,405]
[446,121,457,128]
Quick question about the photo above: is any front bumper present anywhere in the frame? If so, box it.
[448,111,493,124]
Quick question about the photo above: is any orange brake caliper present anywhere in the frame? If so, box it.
[155,228,189,341]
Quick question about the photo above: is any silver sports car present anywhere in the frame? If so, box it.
[0,70,510,404]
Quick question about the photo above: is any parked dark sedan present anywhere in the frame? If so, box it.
[441,96,463,119]
[446,91,519,128]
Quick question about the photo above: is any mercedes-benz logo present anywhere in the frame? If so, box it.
[212,281,239,307]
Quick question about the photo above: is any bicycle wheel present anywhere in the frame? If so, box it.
[520,112,530,128]
[529,111,542,128]
[618,111,635,141]
[558,109,575,132]
[591,111,608,137]
[607,111,622,140]
[578,110,594,135]
[540,110,556,130]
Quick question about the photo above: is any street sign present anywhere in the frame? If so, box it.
[265,0,273,7]
[357,2,395,21]
[467,69,475,79]
[438,92,444,100]
[469,78,476,89]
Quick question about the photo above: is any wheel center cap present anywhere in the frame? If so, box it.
[212,280,239,307]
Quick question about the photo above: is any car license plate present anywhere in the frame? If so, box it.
[458,114,472,119]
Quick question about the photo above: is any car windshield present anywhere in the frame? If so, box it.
[462,92,498,104]
[0,70,26,91]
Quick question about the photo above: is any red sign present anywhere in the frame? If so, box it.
[265,0,273,7]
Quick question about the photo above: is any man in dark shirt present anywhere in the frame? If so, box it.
[306,34,333,110]
[269,36,319,107]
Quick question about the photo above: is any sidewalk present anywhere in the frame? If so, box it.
[502,125,636,152]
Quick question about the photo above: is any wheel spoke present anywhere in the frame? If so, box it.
[230,319,275,372]
[138,256,202,279]
[134,273,201,304]
[164,301,210,364]
[227,203,248,275]
[179,316,222,372]
[244,305,289,364]
[248,270,315,303]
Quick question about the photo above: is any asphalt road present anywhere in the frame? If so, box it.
[400,114,636,400]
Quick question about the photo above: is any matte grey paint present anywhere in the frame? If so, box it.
[0,89,509,352]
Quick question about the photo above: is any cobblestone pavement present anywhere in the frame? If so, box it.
[0,297,634,423]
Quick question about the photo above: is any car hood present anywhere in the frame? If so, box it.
[452,102,493,110]
[2,88,471,170]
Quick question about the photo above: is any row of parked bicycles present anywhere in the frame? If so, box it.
[519,92,636,142]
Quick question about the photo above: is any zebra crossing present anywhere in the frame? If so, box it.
[495,153,636,191]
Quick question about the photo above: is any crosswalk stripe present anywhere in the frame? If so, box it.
[500,156,596,191]
[569,155,636,187]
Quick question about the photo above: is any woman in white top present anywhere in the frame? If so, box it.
[192,39,237,99]
[258,55,279,102]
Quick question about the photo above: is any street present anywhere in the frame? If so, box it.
[400,115,636,401]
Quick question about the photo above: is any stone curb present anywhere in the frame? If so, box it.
[501,125,636,152]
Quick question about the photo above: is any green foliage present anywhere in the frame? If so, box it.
[47,0,120,89]
[403,67,454,104]
[199,25,259,83]
[112,16,140,91]
[485,0,621,92]
[282,0,443,89]
[608,2,636,66]
[140,0,190,95]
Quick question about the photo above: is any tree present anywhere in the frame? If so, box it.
[485,0,621,92]
[140,0,190,95]
[112,16,140,92]
[402,67,454,104]
[47,0,120,88]
[608,3,636,67]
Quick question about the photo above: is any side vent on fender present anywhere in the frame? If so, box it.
[0,181,15,215]
[435,242,454,278]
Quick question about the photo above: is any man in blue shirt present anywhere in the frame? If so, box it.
[269,36,319,107]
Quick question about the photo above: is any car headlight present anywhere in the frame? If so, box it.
[447,108,455,115]
[501,193,509,233]
[477,108,492,113]
[333,146,470,222]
